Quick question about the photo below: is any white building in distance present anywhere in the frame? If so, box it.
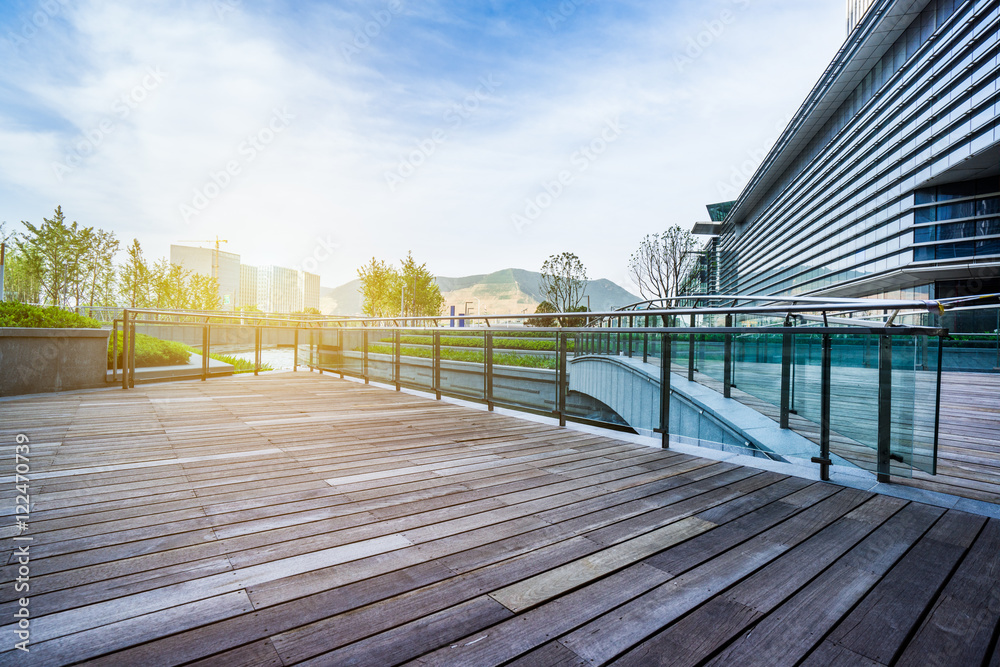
[169,244,240,309]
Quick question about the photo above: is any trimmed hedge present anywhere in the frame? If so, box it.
[381,335,573,352]
[367,344,556,369]
[108,331,191,369]
[0,302,101,328]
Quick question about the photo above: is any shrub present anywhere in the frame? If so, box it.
[108,331,191,369]
[0,302,101,328]
[367,344,556,369]
[203,352,273,374]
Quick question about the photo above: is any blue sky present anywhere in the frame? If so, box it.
[0,0,847,291]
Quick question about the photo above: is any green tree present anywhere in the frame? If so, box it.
[81,229,119,307]
[119,239,151,307]
[151,259,192,309]
[358,257,400,317]
[189,273,221,310]
[20,206,76,305]
[398,251,444,317]
[539,252,588,313]
[527,300,558,327]
[1,224,39,302]
[628,226,698,300]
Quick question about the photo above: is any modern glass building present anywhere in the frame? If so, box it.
[715,0,999,323]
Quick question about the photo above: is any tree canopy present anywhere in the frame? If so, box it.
[2,207,220,310]
[627,226,699,300]
[357,252,444,318]
[539,252,588,312]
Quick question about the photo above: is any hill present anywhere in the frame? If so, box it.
[320,268,639,316]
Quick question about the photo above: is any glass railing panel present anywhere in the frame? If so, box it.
[437,329,486,401]
[486,332,559,412]
[364,328,396,384]
[336,328,366,378]
[731,333,783,406]
[395,329,435,391]
[790,332,824,426]
[827,333,882,476]
[893,335,938,475]
[312,328,344,374]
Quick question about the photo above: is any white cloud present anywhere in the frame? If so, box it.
[0,0,846,297]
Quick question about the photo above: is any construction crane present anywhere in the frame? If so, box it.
[176,236,229,280]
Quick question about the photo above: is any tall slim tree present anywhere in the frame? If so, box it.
[20,206,75,306]
[398,251,444,317]
[82,229,119,307]
[539,252,588,312]
[357,257,400,317]
[119,239,151,307]
[189,273,221,310]
[628,226,699,300]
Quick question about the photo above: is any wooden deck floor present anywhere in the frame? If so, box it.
[2,373,1000,665]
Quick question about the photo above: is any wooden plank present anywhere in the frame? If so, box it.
[295,596,512,666]
[704,501,944,666]
[895,518,1000,667]
[558,490,885,665]
[403,564,671,667]
[811,509,986,665]
[489,517,715,612]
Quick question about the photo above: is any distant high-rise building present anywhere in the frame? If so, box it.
[170,244,240,310]
[238,264,259,309]
[847,0,876,34]
[299,271,321,311]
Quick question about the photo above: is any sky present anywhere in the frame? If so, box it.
[0,0,848,293]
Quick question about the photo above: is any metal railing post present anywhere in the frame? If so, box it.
[558,332,567,426]
[933,335,943,475]
[394,329,401,391]
[723,314,732,398]
[253,325,260,376]
[877,334,893,482]
[128,319,136,388]
[112,319,118,384]
[688,314,696,381]
[294,328,299,372]
[433,330,440,399]
[121,311,129,390]
[780,332,792,428]
[627,316,633,358]
[362,329,370,383]
[811,333,833,481]
[659,333,671,448]
[643,315,649,364]
[485,331,494,411]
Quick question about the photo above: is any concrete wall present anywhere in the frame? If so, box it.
[0,328,111,396]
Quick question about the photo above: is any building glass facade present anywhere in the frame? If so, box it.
[717,0,1000,310]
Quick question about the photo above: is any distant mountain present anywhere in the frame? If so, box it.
[320,268,640,316]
